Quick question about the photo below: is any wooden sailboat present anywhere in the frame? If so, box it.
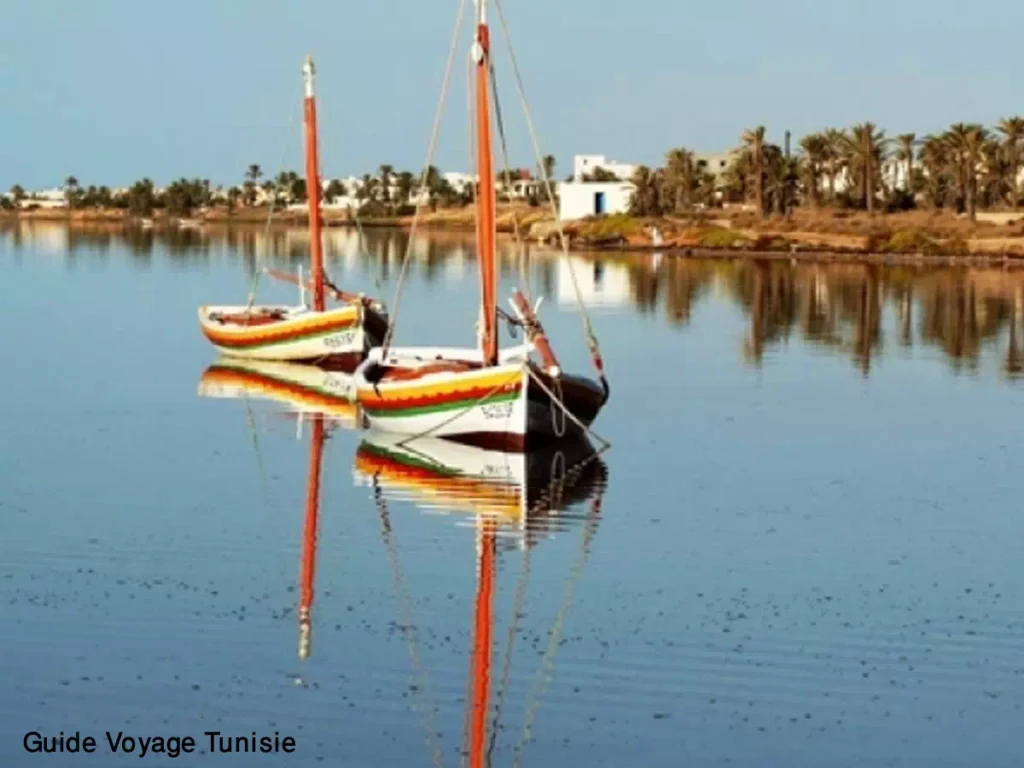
[198,56,386,367]
[353,1,608,450]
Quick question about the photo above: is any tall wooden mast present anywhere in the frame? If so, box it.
[473,0,498,366]
[302,55,326,312]
[298,413,324,660]
[467,518,495,768]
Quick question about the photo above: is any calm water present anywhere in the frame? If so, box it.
[2,221,1024,767]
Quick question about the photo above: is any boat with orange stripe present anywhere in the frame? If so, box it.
[198,55,386,367]
[354,1,607,448]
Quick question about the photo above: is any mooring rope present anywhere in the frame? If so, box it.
[523,365,610,449]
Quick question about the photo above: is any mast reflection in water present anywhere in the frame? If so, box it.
[198,354,609,766]
[353,430,608,767]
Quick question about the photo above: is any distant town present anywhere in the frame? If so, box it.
[5,120,1024,257]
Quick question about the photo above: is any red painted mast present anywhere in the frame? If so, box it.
[302,55,326,312]
[468,518,495,768]
[473,1,498,366]
[298,413,324,660]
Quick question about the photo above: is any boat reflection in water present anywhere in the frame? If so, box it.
[198,356,610,763]
[198,357,357,428]
[198,357,355,659]
[353,429,608,766]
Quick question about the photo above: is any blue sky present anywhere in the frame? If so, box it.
[2,0,1022,190]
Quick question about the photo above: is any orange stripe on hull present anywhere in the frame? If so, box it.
[201,367,356,419]
[201,312,359,349]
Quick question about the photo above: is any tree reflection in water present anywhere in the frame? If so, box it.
[6,220,1024,380]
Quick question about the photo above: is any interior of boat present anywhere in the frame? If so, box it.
[207,307,291,326]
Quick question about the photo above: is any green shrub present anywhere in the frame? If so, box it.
[699,228,751,248]
[884,230,942,254]
[581,213,644,239]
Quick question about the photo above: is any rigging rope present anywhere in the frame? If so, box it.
[246,113,297,310]
[490,0,608,393]
[373,481,446,768]
[488,56,531,301]
[485,523,534,763]
[512,479,604,768]
[381,0,469,356]
[243,399,275,511]
[313,98,376,303]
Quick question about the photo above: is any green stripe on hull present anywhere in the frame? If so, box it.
[359,442,461,477]
[364,388,521,419]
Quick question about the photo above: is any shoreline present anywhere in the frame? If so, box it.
[5,207,1024,264]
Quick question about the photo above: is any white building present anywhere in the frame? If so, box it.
[557,180,635,220]
[443,172,476,194]
[21,187,67,209]
[695,151,738,177]
[572,154,636,182]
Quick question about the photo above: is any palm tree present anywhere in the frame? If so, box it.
[663,148,696,213]
[538,155,557,201]
[242,164,263,206]
[944,123,989,221]
[64,176,80,209]
[629,166,662,216]
[722,152,751,204]
[896,133,916,194]
[919,134,952,209]
[980,139,1010,209]
[423,166,444,210]
[324,179,346,204]
[696,170,718,208]
[9,184,25,204]
[997,116,1024,208]
[799,133,828,207]
[395,171,414,206]
[742,126,767,216]
[843,122,888,213]
[541,154,556,181]
[822,128,846,202]
[764,145,798,216]
[378,164,394,204]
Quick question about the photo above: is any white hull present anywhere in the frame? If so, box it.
[354,346,526,444]
[353,345,592,447]
[198,304,369,362]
